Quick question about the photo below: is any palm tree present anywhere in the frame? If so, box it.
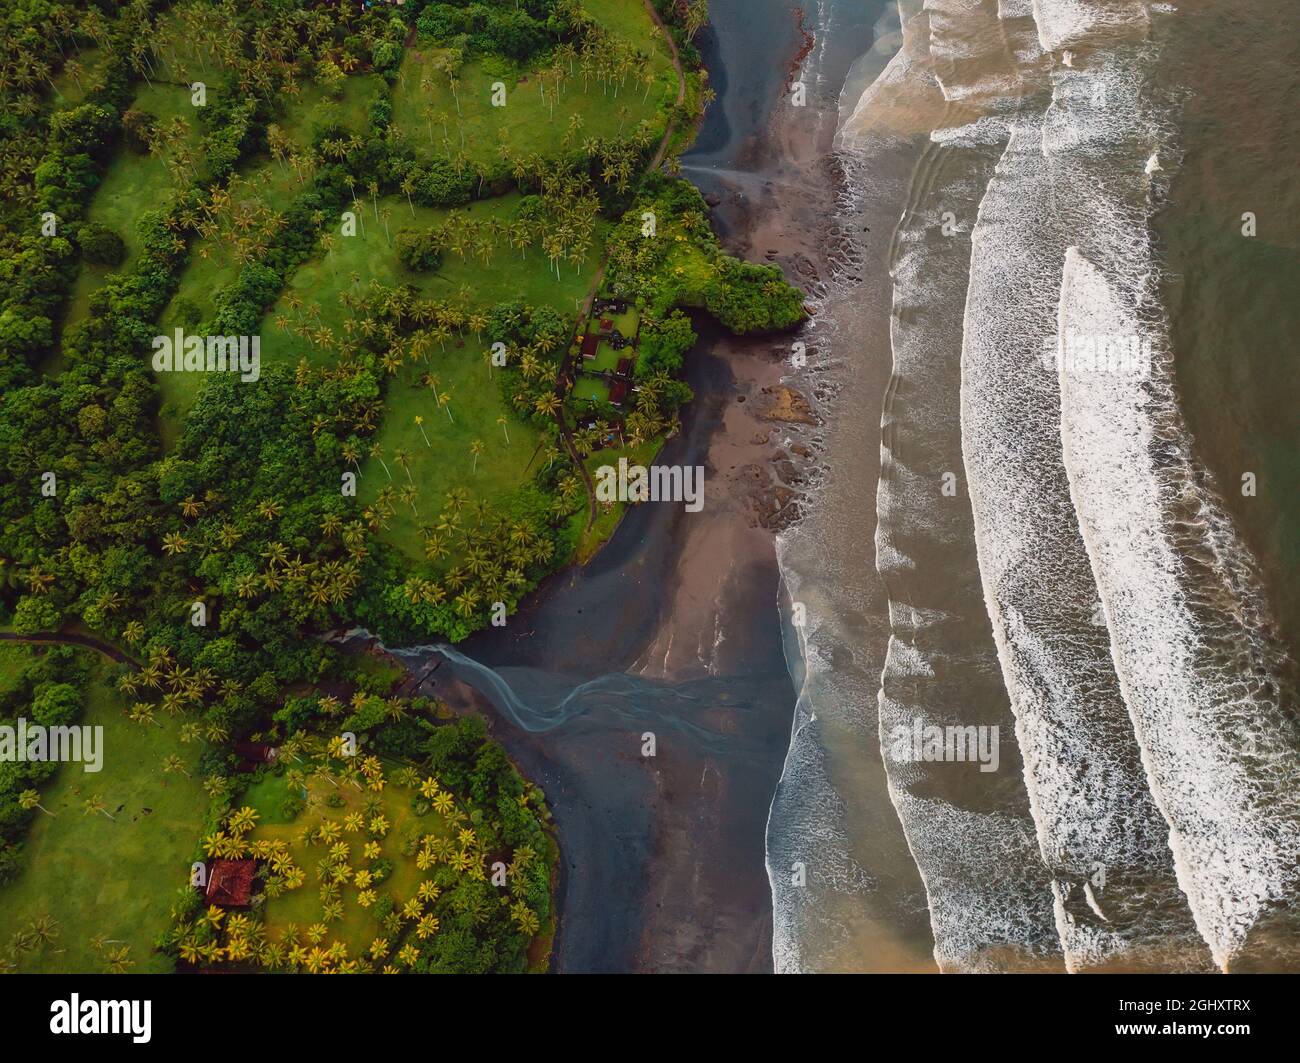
[369,443,393,481]
[414,415,431,447]
[161,532,189,556]
[83,794,115,820]
[469,439,485,473]
[19,789,54,816]
[394,448,414,484]
[26,915,60,951]
[342,440,362,473]
[497,415,510,444]
[227,807,258,836]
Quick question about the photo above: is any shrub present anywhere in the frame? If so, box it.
[77,221,126,266]
[395,228,443,272]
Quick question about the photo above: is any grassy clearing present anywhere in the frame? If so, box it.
[359,352,545,560]
[259,193,596,562]
[262,194,596,374]
[575,438,663,561]
[0,660,207,973]
[590,338,625,371]
[571,376,610,403]
[48,47,108,108]
[611,306,639,335]
[391,39,674,172]
[274,76,376,152]
[88,82,202,267]
[56,81,205,353]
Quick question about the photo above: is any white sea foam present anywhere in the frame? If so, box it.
[859,1,1070,972]
[1057,247,1300,969]
[1029,0,1149,52]
[774,0,1295,973]
[958,0,1295,969]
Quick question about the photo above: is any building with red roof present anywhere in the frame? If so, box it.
[206,859,256,908]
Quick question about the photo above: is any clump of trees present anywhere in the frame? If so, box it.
[395,227,444,272]
[605,175,806,334]
[76,221,125,266]
[0,647,89,885]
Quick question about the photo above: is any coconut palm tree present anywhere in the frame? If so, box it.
[414,415,431,447]
[19,789,54,816]
[82,794,115,820]
[394,449,414,484]
[369,442,393,481]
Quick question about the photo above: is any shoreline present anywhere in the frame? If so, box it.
[374,3,856,973]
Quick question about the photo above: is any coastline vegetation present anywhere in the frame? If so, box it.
[0,0,803,972]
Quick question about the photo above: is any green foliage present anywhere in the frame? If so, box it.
[395,227,444,272]
[76,221,126,267]
[636,309,695,376]
[605,176,806,334]
[0,0,726,972]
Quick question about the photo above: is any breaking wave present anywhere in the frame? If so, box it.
[774,0,1299,971]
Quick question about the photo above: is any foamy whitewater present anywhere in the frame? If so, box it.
[769,0,1300,972]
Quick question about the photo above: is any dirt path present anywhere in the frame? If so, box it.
[0,630,140,669]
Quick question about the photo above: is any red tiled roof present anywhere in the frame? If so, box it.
[581,334,599,359]
[206,859,256,907]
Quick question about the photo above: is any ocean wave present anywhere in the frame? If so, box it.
[1057,245,1300,969]
[771,0,1297,973]
[957,19,1216,969]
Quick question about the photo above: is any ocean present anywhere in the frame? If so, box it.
[771,0,1300,973]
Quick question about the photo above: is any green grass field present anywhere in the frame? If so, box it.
[590,338,625,371]
[48,46,108,109]
[56,81,205,356]
[392,25,675,172]
[261,194,595,372]
[151,157,304,442]
[571,376,611,403]
[576,438,663,561]
[360,353,546,559]
[611,306,639,336]
[274,75,376,153]
[0,659,207,973]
